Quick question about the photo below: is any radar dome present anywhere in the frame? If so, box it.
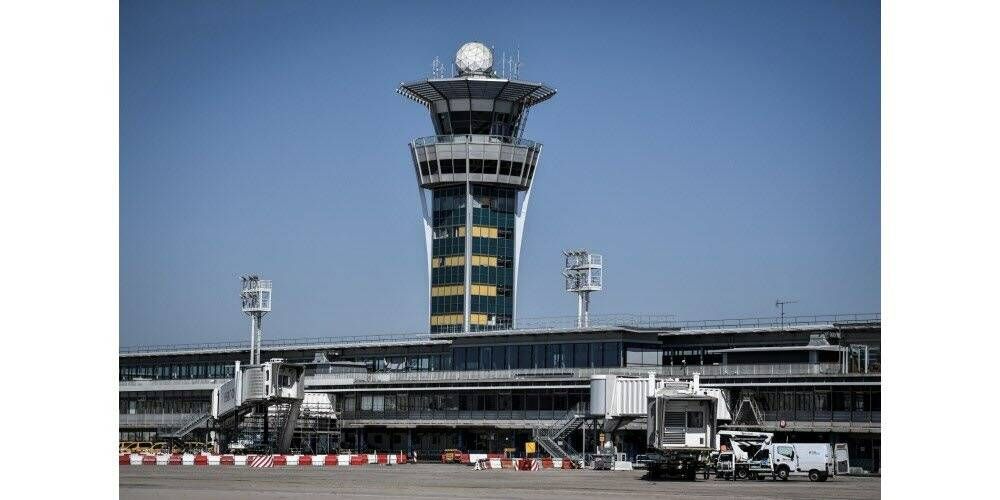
[455,42,493,76]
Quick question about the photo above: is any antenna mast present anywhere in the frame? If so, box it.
[431,56,445,79]
[775,298,798,330]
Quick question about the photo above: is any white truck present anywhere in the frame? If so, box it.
[748,443,836,482]
[715,431,773,480]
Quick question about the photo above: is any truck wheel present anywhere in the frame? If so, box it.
[736,469,749,480]
[808,470,820,482]
[777,467,790,481]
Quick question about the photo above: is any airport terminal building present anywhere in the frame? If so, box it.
[119,314,881,472]
[119,42,881,473]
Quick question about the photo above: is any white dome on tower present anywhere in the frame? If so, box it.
[455,42,493,76]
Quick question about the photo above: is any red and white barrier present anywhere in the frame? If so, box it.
[479,458,577,471]
[120,452,430,468]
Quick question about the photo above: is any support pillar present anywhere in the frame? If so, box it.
[261,404,269,448]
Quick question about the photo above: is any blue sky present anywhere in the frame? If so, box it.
[120,0,880,346]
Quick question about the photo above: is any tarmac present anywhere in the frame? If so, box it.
[119,464,880,499]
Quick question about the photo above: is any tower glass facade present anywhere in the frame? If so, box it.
[430,186,466,332]
[469,185,515,331]
[429,185,517,333]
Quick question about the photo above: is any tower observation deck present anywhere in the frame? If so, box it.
[398,41,557,333]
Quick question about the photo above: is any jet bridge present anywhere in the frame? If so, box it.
[590,374,658,419]
[211,358,306,453]
[586,374,726,461]
[590,374,730,422]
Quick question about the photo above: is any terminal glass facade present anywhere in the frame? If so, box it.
[451,341,621,370]
[120,391,212,415]
[337,388,590,421]
[119,362,235,381]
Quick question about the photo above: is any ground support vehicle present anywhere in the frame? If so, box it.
[715,431,773,480]
[748,443,835,482]
[715,451,750,480]
[646,449,711,480]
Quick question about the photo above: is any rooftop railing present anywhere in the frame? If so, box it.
[120,312,880,355]
[412,134,540,148]
[120,332,437,354]
[307,362,866,386]
[119,379,225,388]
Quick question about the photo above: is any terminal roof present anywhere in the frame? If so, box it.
[397,77,557,108]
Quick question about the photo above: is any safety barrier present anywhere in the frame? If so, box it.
[120,452,411,467]
[476,458,577,471]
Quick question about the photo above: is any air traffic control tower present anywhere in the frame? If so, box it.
[398,42,556,333]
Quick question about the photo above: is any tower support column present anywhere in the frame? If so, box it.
[463,182,473,332]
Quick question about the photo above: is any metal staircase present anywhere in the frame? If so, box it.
[161,412,211,439]
[533,403,587,460]
[731,390,765,427]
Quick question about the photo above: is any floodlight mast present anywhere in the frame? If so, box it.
[241,275,272,365]
[563,250,603,327]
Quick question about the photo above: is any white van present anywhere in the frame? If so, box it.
[749,443,835,482]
